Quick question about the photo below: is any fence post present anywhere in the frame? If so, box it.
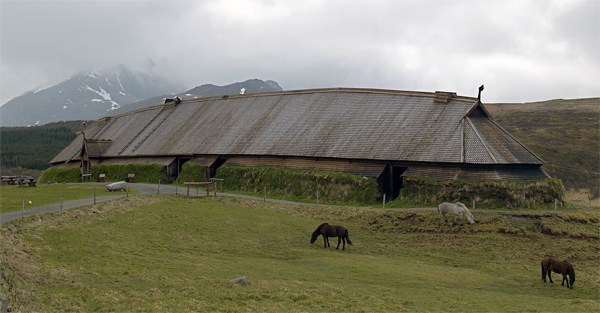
[472,199,475,211]
[264,187,266,201]
[94,188,96,205]
[382,194,386,208]
[317,189,319,204]
[61,195,63,212]
[22,199,24,219]
[157,179,161,195]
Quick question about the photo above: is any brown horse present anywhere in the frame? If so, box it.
[541,256,576,289]
[310,223,353,250]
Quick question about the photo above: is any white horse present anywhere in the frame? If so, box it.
[438,202,475,224]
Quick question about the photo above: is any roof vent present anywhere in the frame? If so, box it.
[164,97,182,105]
[434,91,457,104]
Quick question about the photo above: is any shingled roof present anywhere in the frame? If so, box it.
[50,88,543,166]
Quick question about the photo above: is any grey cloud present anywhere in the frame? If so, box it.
[1,0,598,104]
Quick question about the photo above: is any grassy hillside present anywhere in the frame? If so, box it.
[1,195,598,312]
[486,98,599,200]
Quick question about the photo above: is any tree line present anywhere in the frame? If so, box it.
[1,121,89,170]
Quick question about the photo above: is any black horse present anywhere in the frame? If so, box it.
[310,223,353,250]
[541,256,576,289]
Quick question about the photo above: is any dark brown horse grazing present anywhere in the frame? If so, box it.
[541,256,576,289]
[310,223,353,250]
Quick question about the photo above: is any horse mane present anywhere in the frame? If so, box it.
[312,223,329,235]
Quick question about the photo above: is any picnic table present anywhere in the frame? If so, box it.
[1,176,37,187]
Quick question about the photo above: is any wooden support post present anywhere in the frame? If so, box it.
[317,189,319,204]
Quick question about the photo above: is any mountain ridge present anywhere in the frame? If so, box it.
[114,78,283,115]
[0,65,185,126]
[0,65,282,126]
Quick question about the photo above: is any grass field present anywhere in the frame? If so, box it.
[1,194,599,312]
[0,184,134,214]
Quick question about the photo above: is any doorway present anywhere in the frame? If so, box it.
[378,165,406,200]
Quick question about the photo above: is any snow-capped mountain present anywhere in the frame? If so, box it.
[0,65,185,126]
[113,79,284,114]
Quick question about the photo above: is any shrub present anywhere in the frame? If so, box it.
[215,166,380,204]
[39,167,81,183]
[177,162,207,183]
[399,177,565,209]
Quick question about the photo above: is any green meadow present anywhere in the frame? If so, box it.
[0,184,134,214]
[1,194,598,312]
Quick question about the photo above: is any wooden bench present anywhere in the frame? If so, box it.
[81,173,92,182]
[97,173,106,182]
[126,173,136,183]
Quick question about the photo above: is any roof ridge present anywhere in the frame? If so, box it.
[184,87,479,103]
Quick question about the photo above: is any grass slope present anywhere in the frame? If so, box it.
[486,98,600,202]
[1,195,598,312]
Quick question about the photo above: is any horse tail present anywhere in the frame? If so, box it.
[541,260,545,281]
[345,229,353,245]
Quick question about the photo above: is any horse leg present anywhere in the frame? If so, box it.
[561,274,567,287]
[323,236,328,248]
[336,236,341,250]
[342,237,346,250]
[548,271,553,283]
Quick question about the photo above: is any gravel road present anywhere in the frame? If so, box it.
[0,183,348,223]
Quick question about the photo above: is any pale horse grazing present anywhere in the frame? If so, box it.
[438,202,475,224]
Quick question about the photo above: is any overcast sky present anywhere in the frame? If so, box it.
[1,0,599,104]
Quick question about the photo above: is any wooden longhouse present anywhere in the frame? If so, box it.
[49,88,548,199]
